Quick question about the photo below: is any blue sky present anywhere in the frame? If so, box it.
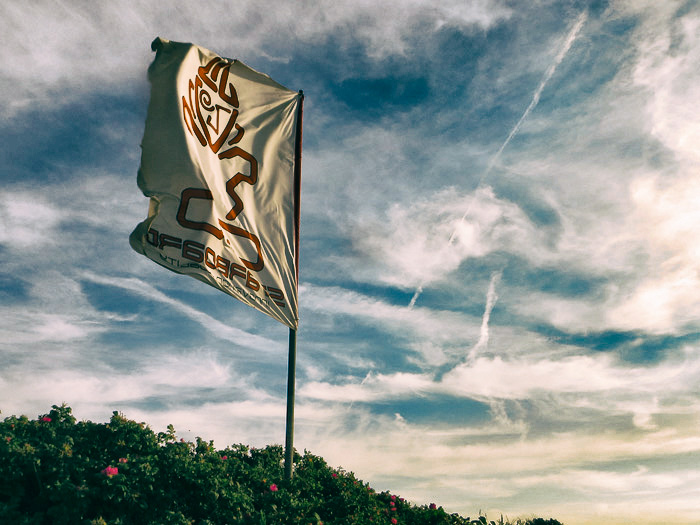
[2,1,700,523]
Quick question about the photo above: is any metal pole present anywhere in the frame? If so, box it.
[284,90,304,481]
[284,327,297,480]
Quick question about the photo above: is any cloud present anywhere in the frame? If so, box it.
[630,3,700,164]
[601,3,700,334]
[0,349,266,420]
[468,270,501,360]
[82,273,284,352]
[494,466,700,524]
[441,349,698,400]
[300,282,485,368]
[0,175,146,257]
[2,3,700,523]
[244,0,513,59]
[0,269,117,348]
[290,398,700,521]
[481,9,588,174]
[298,338,700,452]
[0,0,511,117]
[346,186,541,289]
[0,190,63,248]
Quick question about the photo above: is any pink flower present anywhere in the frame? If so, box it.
[41,416,51,422]
[390,500,396,507]
[429,503,437,510]
[391,495,396,501]
[332,473,338,478]
[118,458,128,463]
[269,483,278,492]
[221,456,228,460]
[391,519,398,525]
[101,466,118,477]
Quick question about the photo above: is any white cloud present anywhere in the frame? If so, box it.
[607,263,700,334]
[0,0,511,116]
[31,314,93,341]
[450,3,700,337]
[0,270,117,347]
[0,351,270,430]
[0,175,146,259]
[283,0,512,58]
[300,371,435,403]
[299,346,700,438]
[300,351,700,410]
[83,273,284,352]
[0,191,63,248]
[2,3,700,523]
[498,466,700,524]
[630,5,700,164]
[441,350,697,399]
[601,3,700,334]
[468,271,501,360]
[348,186,542,289]
[300,283,483,362]
[290,400,700,521]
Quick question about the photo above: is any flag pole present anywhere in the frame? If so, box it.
[284,90,304,481]
[284,327,297,480]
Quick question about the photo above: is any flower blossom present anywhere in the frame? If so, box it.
[429,503,437,510]
[101,466,119,477]
[391,519,398,525]
[40,416,51,422]
[118,457,128,463]
[269,483,278,492]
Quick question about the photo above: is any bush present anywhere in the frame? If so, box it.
[0,405,562,525]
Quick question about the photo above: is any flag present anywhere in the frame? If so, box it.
[130,38,302,330]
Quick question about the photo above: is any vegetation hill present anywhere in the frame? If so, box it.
[0,405,562,525]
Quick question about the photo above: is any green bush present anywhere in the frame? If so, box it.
[0,405,562,525]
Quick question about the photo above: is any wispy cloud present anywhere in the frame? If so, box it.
[0,0,511,117]
[468,271,502,361]
[2,2,700,523]
[345,186,542,291]
[409,10,587,307]
[83,273,284,352]
[292,398,700,523]
[300,282,483,368]
[300,345,699,405]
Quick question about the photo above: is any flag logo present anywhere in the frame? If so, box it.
[182,57,244,157]
[179,56,264,273]
[130,38,302,330]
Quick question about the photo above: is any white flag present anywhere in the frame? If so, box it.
[130,38,302,329]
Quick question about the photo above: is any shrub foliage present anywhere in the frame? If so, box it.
[0,405,562,525]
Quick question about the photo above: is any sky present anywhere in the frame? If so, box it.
[1,1,699,523]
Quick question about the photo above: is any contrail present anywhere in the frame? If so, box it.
[408,11,587,309]
[468,271,501,362]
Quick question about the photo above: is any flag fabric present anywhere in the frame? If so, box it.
[130,38,302,330]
